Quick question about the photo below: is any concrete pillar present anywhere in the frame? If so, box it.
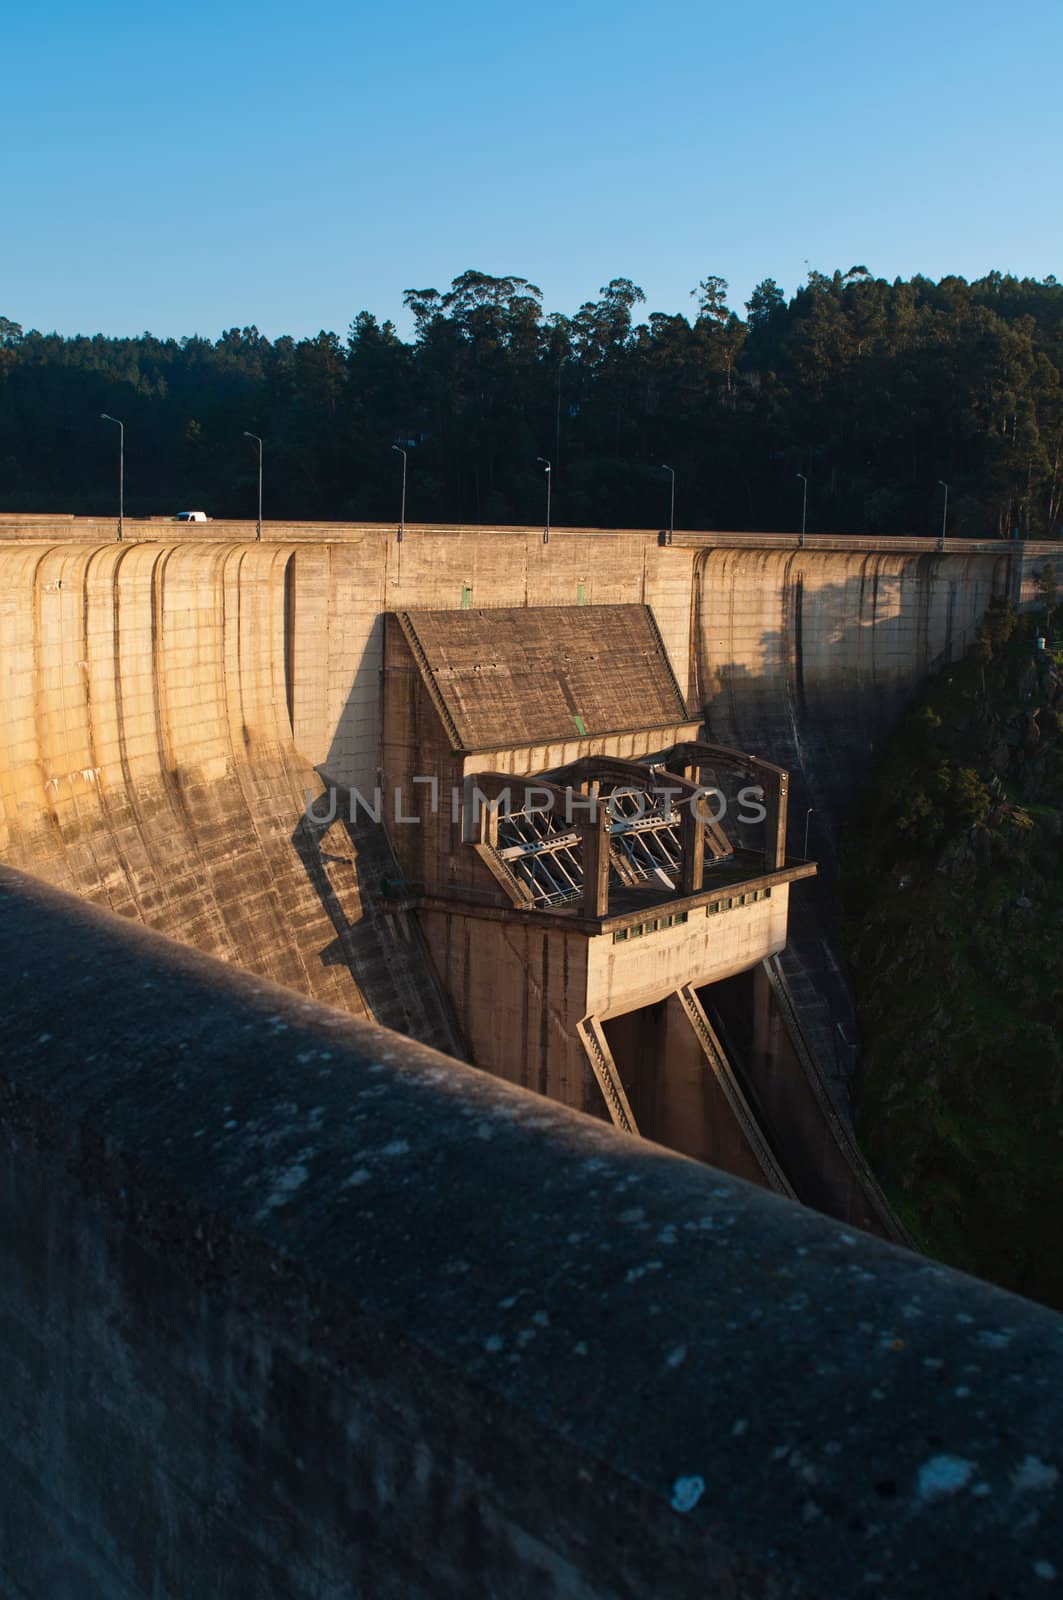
[761,769,788,871]
[580,810,611,919]
[679,801,705,895]
[483,797,501,850]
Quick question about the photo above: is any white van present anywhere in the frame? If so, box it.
[174,510,209,522]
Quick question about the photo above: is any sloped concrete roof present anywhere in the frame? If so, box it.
[396,604,687,750]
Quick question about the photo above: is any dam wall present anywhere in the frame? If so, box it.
[3,866,1062,1599]
[695,544,1011,829]
[0,525,695,1031]
[3,526,1061,1590]
[0,538,457,1047]
[0,518,1054,1033]
[1,518,1034,799]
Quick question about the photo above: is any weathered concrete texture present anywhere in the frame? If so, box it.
[3,526,1027,851]
[2,867,1063,1599]
[702,960,902,1237]
[2,526,1021,1208]
[116,527,699,797]
[0,528,1041,1105]
[603,991,777,1183]
[0,530,759,1080]
[692,545,1014,1100]
[420,906,598,1112]
[396,604,686,749]
[590,891,790,1016]
[0,542,454,1050]
[695,546,1010,826]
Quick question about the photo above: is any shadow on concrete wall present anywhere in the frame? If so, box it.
[320,614,384,794]
[695,553,1008,1105]
[699,554,1008,865]
[291,786,462,1056]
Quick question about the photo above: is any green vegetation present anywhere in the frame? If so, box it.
[3,267,1063,534]
[843,597,1063,1306]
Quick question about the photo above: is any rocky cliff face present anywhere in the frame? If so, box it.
[844,597,1063,1307]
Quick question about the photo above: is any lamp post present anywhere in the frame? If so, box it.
[100,413,124,541]
[392,444,407,542]
[803,806,814,858]
[537,456,551,544]
[938,479,949,551]
[661,463,676,544]
[243,432,263,540]
[796,472,808,547]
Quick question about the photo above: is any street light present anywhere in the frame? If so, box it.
[661,463,676,544]
[796,473,808,547]
[803,806,814,858]
[100,413,124,541]
[392,444,407,542]
[537,456,551,544]
[243,432,263,540]
[938,479,949,551]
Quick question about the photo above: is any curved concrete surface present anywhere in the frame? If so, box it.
[694,545,1009,820]
[0,541,413,1026]
[691,545,1011,1101]
[0,524,1037,1098]
[0,530,1022,1051]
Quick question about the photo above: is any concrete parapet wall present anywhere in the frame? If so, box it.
[1,867,1062,1598]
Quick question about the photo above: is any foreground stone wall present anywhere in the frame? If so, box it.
[1,867,1062,1599]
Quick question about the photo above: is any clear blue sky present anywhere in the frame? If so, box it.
[4,0,1060,341]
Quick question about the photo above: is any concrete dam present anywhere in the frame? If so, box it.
[3,516,1063,1597]
[0,521,1030,1164]
[0,521,1037,1208]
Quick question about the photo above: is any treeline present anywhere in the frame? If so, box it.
[2,265,1062,535]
